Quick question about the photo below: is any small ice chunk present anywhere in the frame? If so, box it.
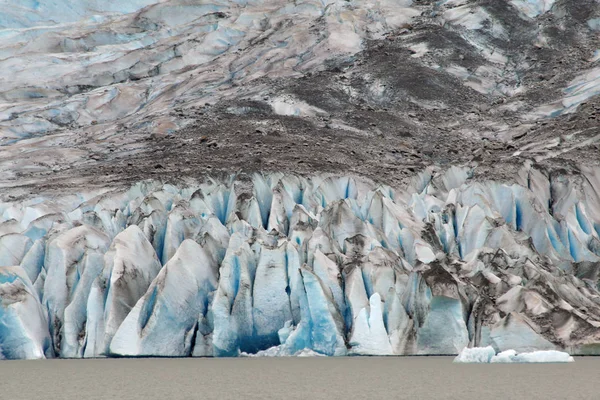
[295,349,326,357]
[490,349,518,363]
[492,350,574,363]
[455,348,574,363]
[240,346,326,357]
[241,346,283,357]
[453,346,496,363]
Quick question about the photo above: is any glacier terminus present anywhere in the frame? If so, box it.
[1,169,600,359]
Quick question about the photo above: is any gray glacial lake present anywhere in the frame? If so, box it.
[0,357,597,400]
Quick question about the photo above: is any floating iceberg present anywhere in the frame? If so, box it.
[453,346,496,363]
[241,346,327,357]
[454,347,574,363]
[491,350,574,363]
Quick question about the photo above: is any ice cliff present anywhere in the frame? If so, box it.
[1,166,600,359]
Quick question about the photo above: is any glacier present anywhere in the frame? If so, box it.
[0,167,599,359]
[1,0,600,360]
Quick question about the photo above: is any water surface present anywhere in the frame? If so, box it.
[0,357,596,400]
